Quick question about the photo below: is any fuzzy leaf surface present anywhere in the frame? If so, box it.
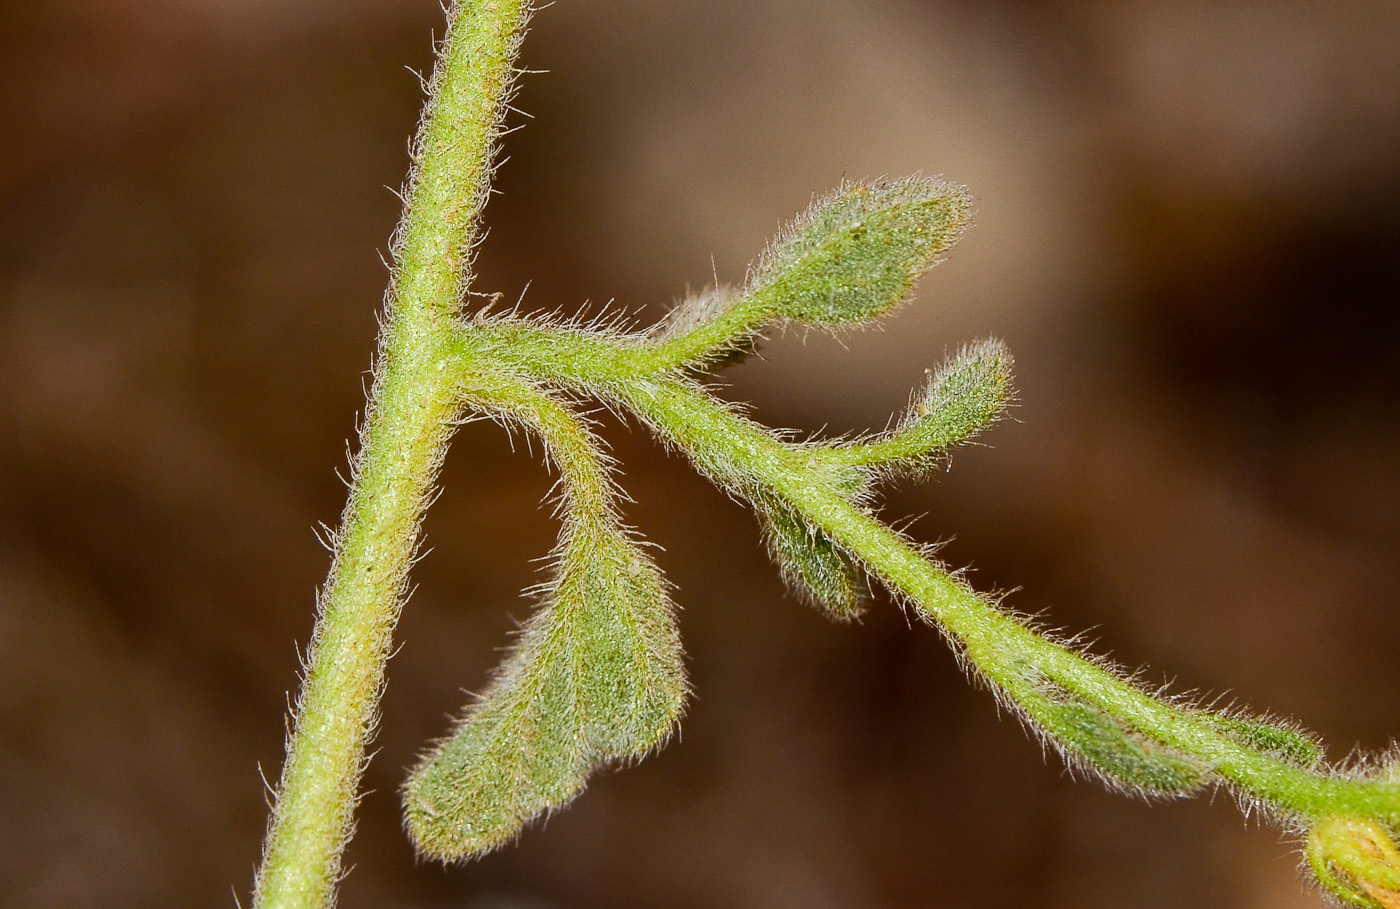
[754,489,866,620]
[747,177,970,326]
[403,525,685,860]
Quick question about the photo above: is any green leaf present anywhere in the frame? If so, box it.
[1203,713,1324,769]
[746,177,969,327]
[754,489,866,620]
[1032,696,1207,796]
[402,525,686,861]
[799,339,1011,479]
[905,339,1013,454]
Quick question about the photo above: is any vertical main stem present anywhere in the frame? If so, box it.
[253,2,530,907]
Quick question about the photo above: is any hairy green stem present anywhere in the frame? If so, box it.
[607,375,1400,823]
[253,2,530,906]
[456,305,1400,827]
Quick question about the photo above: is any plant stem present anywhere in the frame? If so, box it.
[604,375,1400,824]
[449,323,1400,824]
[253,2,529,906]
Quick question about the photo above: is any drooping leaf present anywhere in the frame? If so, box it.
[1031,696,1207,796]
[403,524,686,861]
[753,489,866,620]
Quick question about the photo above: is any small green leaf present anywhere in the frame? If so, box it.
[1203,713,1324,768]
[804,339,1011,477]
[746,177,969,327]
[905,339,1013,454]
[402,526,686,861]
[753,489,865,620]
[1033,696,1207,796]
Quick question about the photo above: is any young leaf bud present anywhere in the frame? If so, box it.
[908,339,1013,451]
[814,339,1012,476]
[753,490,865,620]
[1307,816,1400,909]
[746,177,970,326]
[658,285,739,341]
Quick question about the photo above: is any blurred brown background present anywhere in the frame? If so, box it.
[3,1,1400,907]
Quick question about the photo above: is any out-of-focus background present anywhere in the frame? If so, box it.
[3,1,1400,906]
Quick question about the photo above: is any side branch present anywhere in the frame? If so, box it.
[608,376,1400,827]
